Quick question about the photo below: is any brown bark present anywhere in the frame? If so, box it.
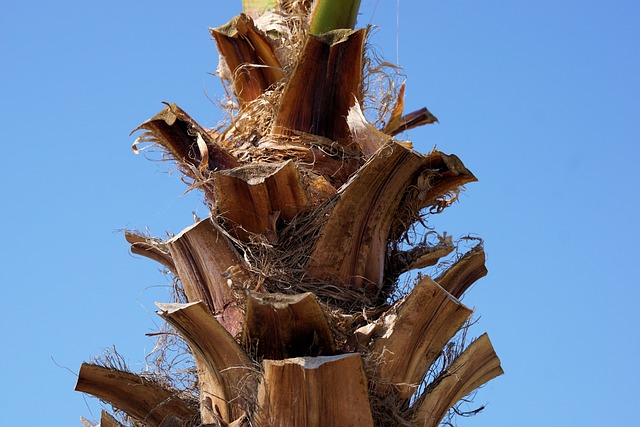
[81,411,124,427]
[243,291,335,359]
[79,5,504,426]
[166,218,250,336]
[436,244,488,299]
[99,411,124,427]
[273,29,366,149]
[306,142,476,294]
[254,354,374,427]
[212,14,284,104]
[75,364,196,427]
[367,275,473,402]
[382,83,438,137]
[389,234,455,276]
[133,103,239,203]
[156,302,256,424]
[212,161,311,239]
[387,107,439,137]
[125,231,176,274]
[411,334,503,427]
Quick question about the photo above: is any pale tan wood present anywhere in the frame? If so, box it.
[193,352,225,425]
[156,301,256,423]
[213,161,310,239]
[167,218,250,336]
[347,99,389,157]
[75,363,196,427]
[436,244,487,299]
[368,275,473,401]
[411,333,503,427]
[125,231,176,274]
[243,291,335,359]
[406,242,455,271]
[254,354,374,427]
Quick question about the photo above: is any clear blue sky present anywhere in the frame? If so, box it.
[1,1,638,426]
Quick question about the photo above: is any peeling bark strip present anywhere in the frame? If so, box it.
[156,302,256,423]
[254,354,374,427]
[306,142,476,292]
[75,364,196,427]
[243,292,335,359]
[213,160,310,239]
[273,28,366,147]
[133,103,238,180]
[166,218,250,336]
[411,334,503,427]
[368,275,473,401]
[212,14,284,104]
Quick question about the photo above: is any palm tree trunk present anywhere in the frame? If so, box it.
[76,2,502,426]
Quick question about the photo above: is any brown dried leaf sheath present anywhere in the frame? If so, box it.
[212,14,285,104]
[243,291,335,359]
[273,29,366,147]
[156,302,256,423]
[368,275,473,401]
[125,231,176,274]
[436,244,488,299]
[166,218,250,336]
[255,354,374,427]
[306,142,476,293]
[75,364,196,427]
[212,160,311,239]
[133,103,238,203]
[411,334,503,427]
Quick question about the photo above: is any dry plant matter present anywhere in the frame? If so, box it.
[77,2,502,426]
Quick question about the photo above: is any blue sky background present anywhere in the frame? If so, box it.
[1,1,639,425]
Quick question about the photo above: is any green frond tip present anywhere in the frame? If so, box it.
[242,0,277,17]
[309,0,362,34]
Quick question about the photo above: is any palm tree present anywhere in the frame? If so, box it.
[76,1,502,426]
